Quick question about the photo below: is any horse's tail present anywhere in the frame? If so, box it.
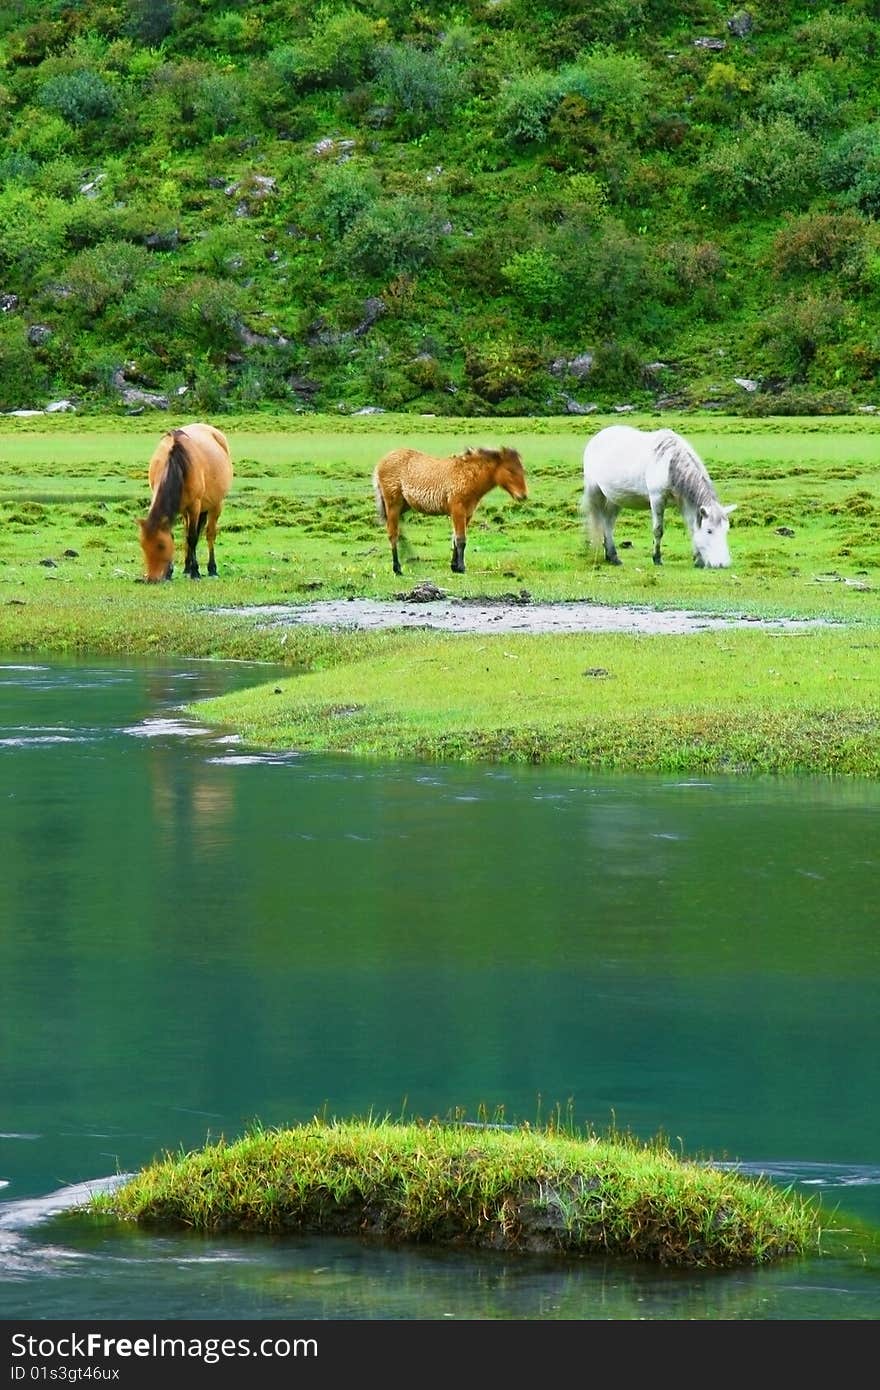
[372,467,387,523]
[581,484,606,549]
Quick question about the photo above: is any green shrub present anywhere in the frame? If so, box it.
[0,322,52,410]
[64,241,153,314]
[693,117,820,213]
[0,187,69,281]
[39,70,118,127]
[343,196,446,277]
[755,70,838,133]
[146,62,243,144]
[464,336,543,403]
[501,246,567,316]
[6,108,73,160]
[587,339,644,395]
[497,70,562,144]
[124,0,176,45]
[313,161,380,240]
[373,40,467,131]
[268,7,382,92]
[823,124,880,216]
[499,47,649,145]
[793,10,878,58]
[756,291,851,381]
[770,212,869,278]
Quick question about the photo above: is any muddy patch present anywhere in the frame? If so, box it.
[216,599,833,636]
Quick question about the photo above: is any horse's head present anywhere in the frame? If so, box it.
[494,447,528,502]
[692,502,736,569]
[138,518,174,582]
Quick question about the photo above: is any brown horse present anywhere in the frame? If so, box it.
[372,445,528,575]
[138,422,234,582]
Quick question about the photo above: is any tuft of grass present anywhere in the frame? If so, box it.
[87,1113,822,1269]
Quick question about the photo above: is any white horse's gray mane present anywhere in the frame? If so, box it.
[656,431,721,511]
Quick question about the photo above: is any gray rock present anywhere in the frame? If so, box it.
[142,229,179,252]
[693,36,726,49]
[120,388,169,409]
[27,324,52,346]
[727,11,753,39]
[0,294,19,313]
[734,377,759,392]
[564,397,598,415]
[45,399,76,412]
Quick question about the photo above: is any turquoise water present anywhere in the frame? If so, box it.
[1,656,878,1320]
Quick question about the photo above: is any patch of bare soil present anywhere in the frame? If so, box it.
[217,595,831,636]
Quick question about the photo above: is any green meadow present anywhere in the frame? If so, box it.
[1,412,878,775]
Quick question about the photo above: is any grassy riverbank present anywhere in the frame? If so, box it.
[87,1115,822,1269]
[1,413,878,775]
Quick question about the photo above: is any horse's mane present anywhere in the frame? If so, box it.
[457,446,518,468]
[656,431,719,509]
[145,430,190,532]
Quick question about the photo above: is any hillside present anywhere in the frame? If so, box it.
[2,0,880,417]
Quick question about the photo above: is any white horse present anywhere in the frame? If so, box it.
[582,424,737,569]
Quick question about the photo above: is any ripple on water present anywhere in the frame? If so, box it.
[121,719,212,739]
[716,1160,880,1188]
[205,753,297,766]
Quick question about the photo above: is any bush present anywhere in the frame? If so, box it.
[373,40,467,131]
[823,124,880,216]
[313,161,380,240]
[499,47,650,145]
[587,339,644,395]
[770,212,869,278]
[64,241,153,314]
[146,62,243,144]
[6,108,74,160]
[464,337,543,403]
[497,70,563,144]
[693,117,820,213]
[343,197,446,277]
[0,188,69,281]
[124,0,176,45]
[0,322,51,410]
[755,70,838,133]
[756,291,851,381]
[39,70,118,127]
[793,11,878,58]
[501,247,566,316]
[268,8,382,92]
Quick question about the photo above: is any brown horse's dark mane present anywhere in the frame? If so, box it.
[145,430,190,535]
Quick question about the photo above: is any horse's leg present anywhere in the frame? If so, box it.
[649,495,665,566]
[184,509,202,578]
[205,512,219,576]
[601,503,621,565]
[450,502,468,573]
[384,497,403,574]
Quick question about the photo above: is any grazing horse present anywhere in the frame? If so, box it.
[138,422,234,582]
[582,424,736,568]
[372,445,528,575]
